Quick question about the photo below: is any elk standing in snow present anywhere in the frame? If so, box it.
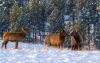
[70,27,83,50]
[45,29,66,48]
[1,27,27,49]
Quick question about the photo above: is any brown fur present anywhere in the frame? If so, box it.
[70,36,77,50]
[45,30,66,48]
[70,29,83,50]
[1,27,27,49]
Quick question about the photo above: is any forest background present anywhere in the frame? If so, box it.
[0,0,100,49]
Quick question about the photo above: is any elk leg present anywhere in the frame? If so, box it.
[72,45,75,50]
[71,46,73,50]
[59,44,61,48]
[15,42,19,49]
[60,44,63,49]
[5,41,8,49]
[77,42,81,50]
[1,41,8,49]
[1,42,5,48]
[76,42,78,50]
[79,43,82,50]
[73,46,75,50]
[57,43,59,48]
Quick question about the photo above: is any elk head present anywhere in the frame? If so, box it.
[21,27,28,34]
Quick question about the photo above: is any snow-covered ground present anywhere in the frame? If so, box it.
[0,40,100,63]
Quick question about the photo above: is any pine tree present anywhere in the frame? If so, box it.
[48,0,65,33]
[26,0,47,42]
[10,1,23,31]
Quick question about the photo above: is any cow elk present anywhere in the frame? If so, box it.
[70,27,83,50]
[45,29,66,48]
[1,27,27,49]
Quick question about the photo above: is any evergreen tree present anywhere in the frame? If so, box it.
[10,1,23,31]
[48,0,66,33]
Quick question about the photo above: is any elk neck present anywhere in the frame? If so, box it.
[20,30,27,37]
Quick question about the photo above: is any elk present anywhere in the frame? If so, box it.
[1,27,27,49]
[45,29,66,48]
[70,27,83,50]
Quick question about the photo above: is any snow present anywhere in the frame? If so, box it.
[0,40,100,63]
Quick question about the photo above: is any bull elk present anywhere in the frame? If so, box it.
[1,27,27,49]
[45,29,66,48]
